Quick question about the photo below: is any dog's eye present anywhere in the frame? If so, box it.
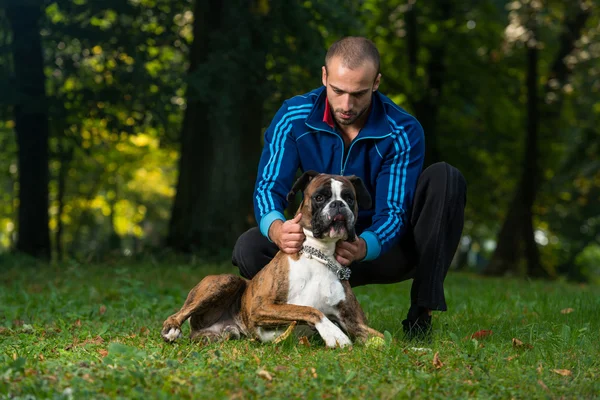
[315,195,324,202]
[347,197,354,205]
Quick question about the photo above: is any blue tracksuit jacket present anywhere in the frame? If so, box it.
[253,86,425,261]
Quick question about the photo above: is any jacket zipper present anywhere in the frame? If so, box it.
[305,122,393,175]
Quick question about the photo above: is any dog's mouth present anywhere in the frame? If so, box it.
[328,213,349,237]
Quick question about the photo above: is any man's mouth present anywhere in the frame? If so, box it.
[339,112,355,120]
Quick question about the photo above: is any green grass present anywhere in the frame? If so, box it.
[1,257,599,399]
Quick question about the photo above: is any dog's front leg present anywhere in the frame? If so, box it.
[336,285,385,343]
[252,303,352,348]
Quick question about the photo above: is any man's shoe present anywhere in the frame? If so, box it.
[402,306,432,340]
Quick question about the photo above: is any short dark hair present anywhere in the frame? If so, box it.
[325,36,380,75]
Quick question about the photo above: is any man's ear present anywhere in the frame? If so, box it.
[286,170,320,202]
[347,175,372,210]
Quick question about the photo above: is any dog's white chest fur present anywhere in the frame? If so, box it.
[286,255,346,315]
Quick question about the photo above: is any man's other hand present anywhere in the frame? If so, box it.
[335,238,366,266]
[269,213,305,254]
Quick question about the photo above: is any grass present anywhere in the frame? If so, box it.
[1,257,599,399]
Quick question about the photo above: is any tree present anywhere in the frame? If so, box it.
[484,1,592,277]
[6,1,51,260]
[167,0,362,254]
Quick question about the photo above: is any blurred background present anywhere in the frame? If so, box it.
[0,0,598,282]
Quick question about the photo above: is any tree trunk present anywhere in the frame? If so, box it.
[484,4,591,277]
[7,3,51,260]
[404,0,452,167]
[167,0,265,254]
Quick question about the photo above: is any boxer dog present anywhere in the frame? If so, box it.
[161,171,384,348]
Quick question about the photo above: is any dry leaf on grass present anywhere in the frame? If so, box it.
[552,369,572,376]
[538,380,550,391]
[273,321,296,344]
[560,308,574,314]
[82,336,104,346]
[99,305,107,315]
[512,338,533,349]
[298,336,311,347]
[469,330,493,340]
[506,355,519,361]
[257,369,273,381]
[98,349,108,357]
[433,352,444,369]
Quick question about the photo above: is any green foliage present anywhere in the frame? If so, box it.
[0,262,599,398]
[0,1,598,278]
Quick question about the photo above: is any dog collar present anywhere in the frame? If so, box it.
[299,245,351,281]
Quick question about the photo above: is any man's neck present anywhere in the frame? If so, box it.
[335,105,371,145]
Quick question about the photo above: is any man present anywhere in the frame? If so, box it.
[232,36,467,339]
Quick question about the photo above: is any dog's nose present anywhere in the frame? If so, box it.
[329,200,345,209]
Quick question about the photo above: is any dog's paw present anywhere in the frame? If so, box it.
[315,318,352,348]
[161,327,182,343]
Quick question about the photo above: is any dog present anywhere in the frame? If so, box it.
[161,170,384,348]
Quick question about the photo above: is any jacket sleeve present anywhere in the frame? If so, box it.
[253,101,301,240]
[359,121,425,260]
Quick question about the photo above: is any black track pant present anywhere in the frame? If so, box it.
[231,162,467,312]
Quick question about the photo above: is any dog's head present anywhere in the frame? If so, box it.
[286,170,372,242]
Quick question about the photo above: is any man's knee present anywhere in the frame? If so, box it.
[419,162,467,204]
[232,227,277,279]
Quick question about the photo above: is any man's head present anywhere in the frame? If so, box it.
[322,37,381,128]
[286,171,372,242]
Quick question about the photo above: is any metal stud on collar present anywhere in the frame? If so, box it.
[299,245,351,281]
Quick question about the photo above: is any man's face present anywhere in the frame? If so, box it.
[321,56,381,127]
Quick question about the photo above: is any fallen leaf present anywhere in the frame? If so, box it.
[98,349,108,357]
[99,305,107,316]
[433,352,444,369]
[298,336,311,347]
[552,369,572,376]
[13,320,24,327]
[82,336,104,346]
[506,355,518,361]
[537,362,543,374]
[538,380,550,392]
[0,327,8,334]
[273,321,297,344]
[469,330,493,339]
[82,373,94,383]
[38,353,45,362]
[257,369,273,381]
[512,338,533,349]
[560,308,574,314]
[139,326,149,336]
[275,365,288,372]
[74,319,82,328]
[311,367,317,378]
[253,354,261,365]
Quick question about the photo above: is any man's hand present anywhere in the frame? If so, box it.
[269,213,305,254]
[335,238,367,266]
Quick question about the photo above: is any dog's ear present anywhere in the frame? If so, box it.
[347,175,372,210]
[286,170,320,202]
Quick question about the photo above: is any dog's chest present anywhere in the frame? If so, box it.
[286,256,346,314]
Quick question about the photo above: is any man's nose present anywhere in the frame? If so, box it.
[341,94,352,110]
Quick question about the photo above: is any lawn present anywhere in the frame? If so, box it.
[1,256,598,399]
